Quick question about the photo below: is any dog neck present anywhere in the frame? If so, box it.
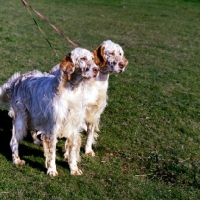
[57,68,81,90]
[59,67,83,84]
[98,70,109,82]
[69,71,84,85]
[97,65,110,82]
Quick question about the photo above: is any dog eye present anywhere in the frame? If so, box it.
[119,53,122,56]
[109,52,114,56]
[81,57,87,61]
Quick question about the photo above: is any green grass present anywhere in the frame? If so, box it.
[0,0,200,199]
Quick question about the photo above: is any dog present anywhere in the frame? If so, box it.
[82,40,128,156]
[2,47,99,176]
[50,40,128,158]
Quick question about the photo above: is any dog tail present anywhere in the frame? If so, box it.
[0,72,21,108]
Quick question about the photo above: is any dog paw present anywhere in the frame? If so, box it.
[47,169,58,177]
[14,159,25,166]
[71,169,83,175]
[33,140,43,146]
[64,152,69,160]
[86,150,95,157]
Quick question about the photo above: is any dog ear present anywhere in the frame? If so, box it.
[60,53,75,80]
[123,56,128,67]
[93,45,106,67]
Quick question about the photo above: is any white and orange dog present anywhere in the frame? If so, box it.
[82,40,128,156]
[0,47,99,176]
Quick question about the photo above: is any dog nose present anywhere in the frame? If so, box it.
[93,67,99,74]
[119,62,125,69]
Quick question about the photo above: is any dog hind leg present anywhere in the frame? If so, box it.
[31,131,42,146]
[10,117,27,166]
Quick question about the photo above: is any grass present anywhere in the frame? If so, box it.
[0,0,200,199]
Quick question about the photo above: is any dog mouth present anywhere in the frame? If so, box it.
[118,70,123,73]
[109,69,123,73]
[85,76,91,79]
[90,73,98,79]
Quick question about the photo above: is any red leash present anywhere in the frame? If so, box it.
[21,0,78,48]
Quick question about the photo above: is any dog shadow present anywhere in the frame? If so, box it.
[0,110,13,160]
[0,109,46,172]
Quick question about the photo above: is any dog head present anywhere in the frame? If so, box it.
[60,48,99,81]
[93,40,128,73]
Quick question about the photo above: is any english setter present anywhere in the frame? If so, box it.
[83,40,128,156]
[1,47,98,176]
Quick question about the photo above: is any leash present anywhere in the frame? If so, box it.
[21,0,78,59]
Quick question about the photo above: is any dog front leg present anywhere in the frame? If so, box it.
[68,135,82,175]
[64,138,70,160]
[42,134,58,176]
[85,123,96,157]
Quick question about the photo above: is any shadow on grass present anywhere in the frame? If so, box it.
[0,110,12,160]
[0,109,46,172]
[19,141,71,174]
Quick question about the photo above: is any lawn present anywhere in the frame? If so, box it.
[0,0,200,199]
